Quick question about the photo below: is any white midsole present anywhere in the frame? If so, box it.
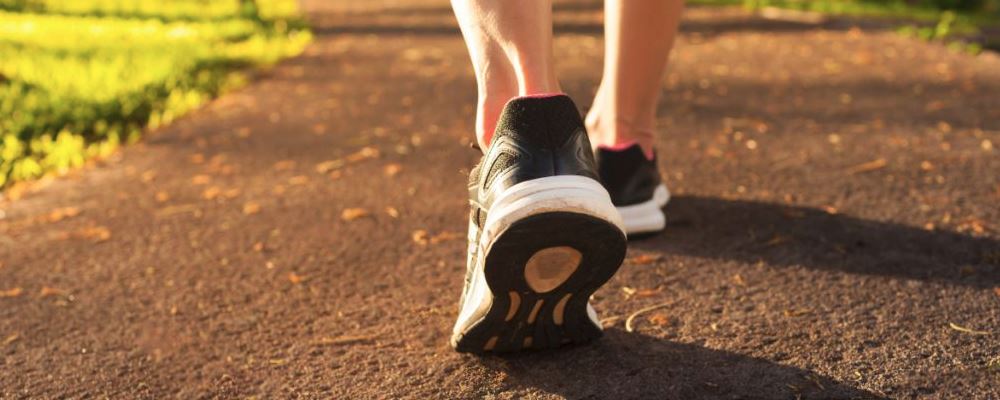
[453,176,623,339]
[616,184,670,235]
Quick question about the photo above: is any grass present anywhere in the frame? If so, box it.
[689,0,999,53]
[0,0,311,189]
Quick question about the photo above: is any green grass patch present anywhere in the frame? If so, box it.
[0,0,311,188]
[689,0,998,26]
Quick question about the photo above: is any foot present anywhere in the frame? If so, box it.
[452,95,627,353]
[594,142,670,236]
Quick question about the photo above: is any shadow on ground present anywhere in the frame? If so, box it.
[634,196,999,288]
[478,330,884,399]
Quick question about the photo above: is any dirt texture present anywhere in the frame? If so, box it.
[2,1,999,399]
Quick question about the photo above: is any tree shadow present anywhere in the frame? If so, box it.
[633,196,999,288]
[478,329,884,399]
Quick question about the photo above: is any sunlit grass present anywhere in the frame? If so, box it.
[0,0,311,188]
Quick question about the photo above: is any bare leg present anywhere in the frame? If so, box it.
[451,0,560,150]
[586,0,684,155]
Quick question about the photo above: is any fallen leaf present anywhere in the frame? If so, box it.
[223,188,241,199]
[625,302,674,332]
[273,160,296,171]
[3,333,18,346]
[78,226,111,242]
[39,287,66,298]
[243,202,261,215]
[253,242,265,252]
[383,163,403,177]
[732,274,746,286]
[385,207,400,218]
[314,335,378,346]
[202,186,221,200]
[648,313,670,326]
[628,254,663,265]
[315,160,345,174]
[191,175,212,185]
[155,192,170,202]
[345,147,380,162]
[342,208,369,221]
[288,272,306,284]
[189,154,205,164]
[994,287,1000,298]
[430,231,462,244]
[846,158,887,175]
[635,288,662,297]
[0,288,24,298]
[47,207,81,222]
[140,171,157,183]
[948,322,990,335]
[764,235,791,246]
[783,308,811,317]
[288,176,309,185]
[412,230,429,245]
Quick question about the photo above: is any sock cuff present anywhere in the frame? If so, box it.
[596,141,655,160]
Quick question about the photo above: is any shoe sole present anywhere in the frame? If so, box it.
[452,176,627,353]
[617,184,670,236]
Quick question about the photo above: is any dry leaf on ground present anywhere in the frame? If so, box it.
[383,163,403,177]
[412,230,429,245]
[39,287,67,298]
[948,322,990,335]
[202,186,222,200]
[430,231,462,244]
[47,207,81,223]
[628,254,662,265]
[314,335,378,346]
[315,160,345,174]
[385,207,400,218]
[346,147,379,162]
[273,160,296,171]
[77,226,111,242]
[191,175,211,185]
[0,288,24,298]
[288,272,306,284]
[341,208,370,221]
[243,202,262,215]
[3,334,19,346]
[846,158,887,175]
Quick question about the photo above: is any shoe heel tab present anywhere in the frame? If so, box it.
[494,95,585,149]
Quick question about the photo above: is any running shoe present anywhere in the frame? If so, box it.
[594,143,670,236]
[451,94,627,353]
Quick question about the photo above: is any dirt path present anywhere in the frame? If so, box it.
[2,1,999,398]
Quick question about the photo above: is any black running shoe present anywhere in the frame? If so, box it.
[451,95,627,353]
[594,143,670,236]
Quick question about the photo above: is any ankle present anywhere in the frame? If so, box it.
[584,112,656,156]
